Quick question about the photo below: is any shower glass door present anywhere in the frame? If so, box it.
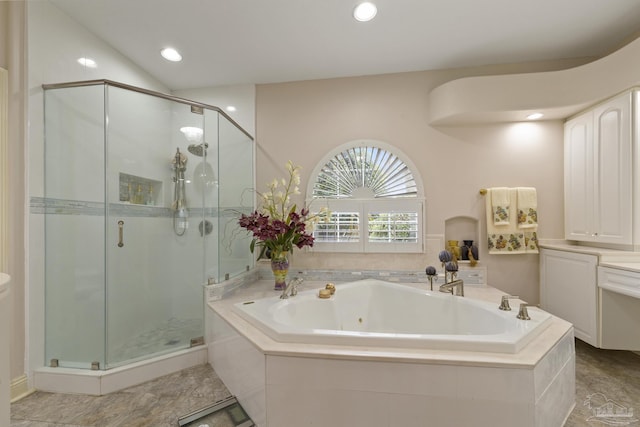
[105,86,205,368]
[215,111,254,281]
[44,84,107,369]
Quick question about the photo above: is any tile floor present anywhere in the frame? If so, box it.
[10,339,640,426]
[566,339,640,426]
[10,364,237,427]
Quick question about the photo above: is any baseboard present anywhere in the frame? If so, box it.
[33,346,208,395]
[10,374,34,402]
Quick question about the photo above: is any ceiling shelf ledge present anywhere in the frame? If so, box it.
[428,36,640,126]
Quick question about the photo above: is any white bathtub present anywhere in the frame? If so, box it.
[232,279,552,353]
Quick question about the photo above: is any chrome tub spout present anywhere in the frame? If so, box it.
[281,277,304,299]
[439,279,464,297]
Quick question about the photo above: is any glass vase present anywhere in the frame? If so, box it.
[270,250,289,291]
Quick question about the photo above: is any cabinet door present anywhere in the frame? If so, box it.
[540,248,598,346]
[564,111,593,241]
[593,93,632,244]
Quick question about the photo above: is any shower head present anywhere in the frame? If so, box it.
[187,142,208,157]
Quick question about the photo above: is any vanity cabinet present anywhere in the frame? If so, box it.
[540,248,598,346]
[598,266,640,351]
[564,91,633,245]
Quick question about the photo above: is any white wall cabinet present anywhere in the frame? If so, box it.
[564,91,633,245]
[540,248,598,346]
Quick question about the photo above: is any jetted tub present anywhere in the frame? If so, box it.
[232,279,552,353]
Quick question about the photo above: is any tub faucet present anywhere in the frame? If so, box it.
[498,295,520,311]
[280,277,304,299]
[516,303,539,320]
[439,279,464,297]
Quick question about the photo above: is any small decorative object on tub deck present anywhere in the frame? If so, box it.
[325,283,336,294]
[425,266,437,290]
[445,261,458,283]
[238,161,326,290]
[270,249,289,291]
[318,288,331,298]
[438,250,452,264]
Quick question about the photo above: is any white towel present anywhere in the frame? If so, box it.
[486,188,538,254]
[490,187,510,225]
[517,187,538,229]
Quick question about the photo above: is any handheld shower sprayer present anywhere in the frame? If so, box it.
[172,147,188,236]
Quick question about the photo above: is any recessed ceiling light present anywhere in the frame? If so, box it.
[353,2,377,22]
[77,57,97,68]
[526,112,544,120]
[161,47,182,62]
[226,106,237,112]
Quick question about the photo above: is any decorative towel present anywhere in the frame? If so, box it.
[517,187,538,229]
[486,188,538,254]
[491,187,510,225]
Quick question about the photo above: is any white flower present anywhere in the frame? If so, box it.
[285,160,295,173]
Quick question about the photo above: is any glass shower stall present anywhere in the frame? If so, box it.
[42,80,254,370]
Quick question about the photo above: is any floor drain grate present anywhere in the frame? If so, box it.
[178,396,254,427]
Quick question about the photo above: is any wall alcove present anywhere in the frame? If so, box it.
[444,216,480,263]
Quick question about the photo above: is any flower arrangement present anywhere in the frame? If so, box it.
[238,161,321,260]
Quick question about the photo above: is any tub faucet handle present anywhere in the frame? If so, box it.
[280,277,303,299]
[517,303,540,320]
[499,295,520,311]
[290,277,303,296]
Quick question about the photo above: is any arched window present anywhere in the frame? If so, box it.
[307,140,424,253]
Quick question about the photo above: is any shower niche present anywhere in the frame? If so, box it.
[43,80,254,370]
[119,173,162,205]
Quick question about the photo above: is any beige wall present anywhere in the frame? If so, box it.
[256,69,566,303]
[1,1,27,385]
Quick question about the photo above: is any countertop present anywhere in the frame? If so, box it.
[208,278,573,369]
[539,241,640,262]
[599,262,640,273]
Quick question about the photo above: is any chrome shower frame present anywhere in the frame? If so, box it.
[41,78,255,373]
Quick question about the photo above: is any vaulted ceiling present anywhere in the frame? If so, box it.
[51,0,640,90]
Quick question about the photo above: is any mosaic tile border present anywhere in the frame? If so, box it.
[30,197,251,218]
[206,265,487,301]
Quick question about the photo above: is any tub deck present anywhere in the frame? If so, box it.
[230,279,553,354]
[207,279,575,427]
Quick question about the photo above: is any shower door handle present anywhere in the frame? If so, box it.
[117,220,124,247]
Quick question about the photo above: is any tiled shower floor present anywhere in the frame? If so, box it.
[10,339,640,426]
[109,317,202,367]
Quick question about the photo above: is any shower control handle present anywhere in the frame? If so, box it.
[117,220,124,247]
